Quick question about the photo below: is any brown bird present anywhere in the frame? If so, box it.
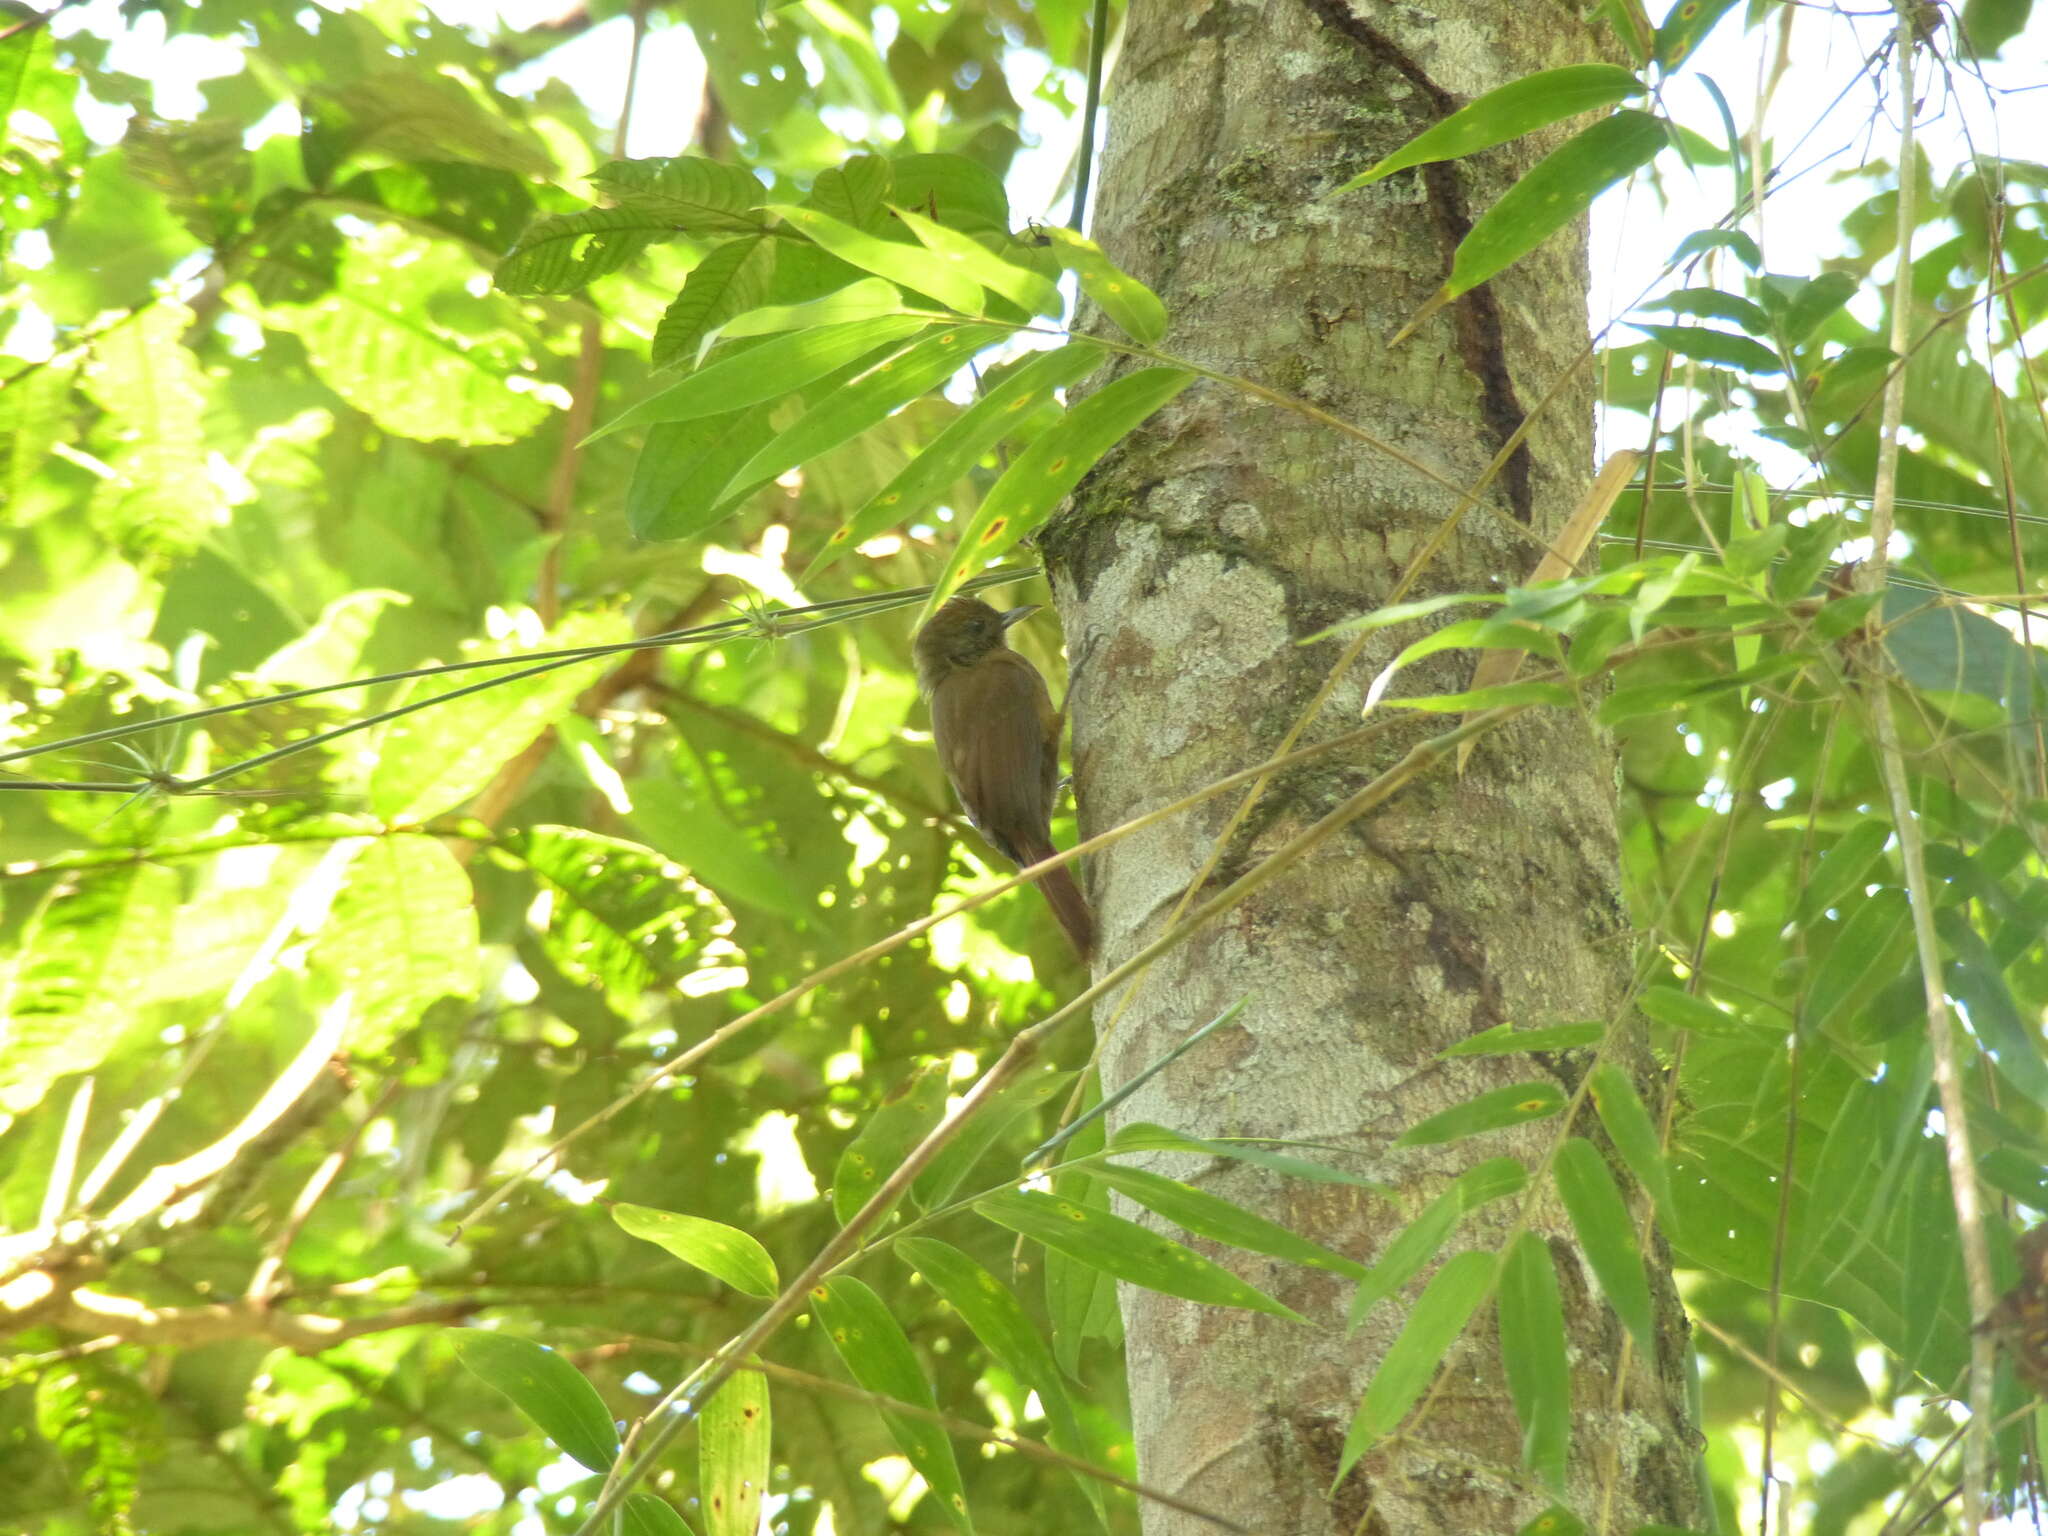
[913,595,1093,959]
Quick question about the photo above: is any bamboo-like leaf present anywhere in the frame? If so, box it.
[1107,1123,1388,1189]
[612,1204,779,1297]
[621,1493,693,1536]
[1441,1022,1605,1058]
[699,1366,770,1536]
[626,404,781,543]
[1337,1249,1493,1481]
[913,1067,1073,1211]
[767,203,985,314]
[1332,65,1645,193]
[919,366,1193,625]
[1387,680,1576,713]
[1439,111,1669,304]
[833,1061,951,1226]
[1636,985,1745,1037]
[1626,321,1784,375]
[1087,1163,1367,1278]
[1796,819,1891,922]
[1393,1082,1566,1148]
[807,341,1105,579]
[898,1238,1108,1529]
[587,315,933,443]
[1518,1509,1588,1536]
[1673,227,1762,269]
[1553,1138,1656,1348]
[1036,227,1168,343]
[718,323,1009,505]
[977,1188,1304,1321]
[1588,1064,1675,1229]
[894,205,1064,316]
[1634,286,1771,333]
[812,1276,975,1534]
[1805,889,1910,1036]
[720,278,908,339]
[1349,1157,1525,1330]
[1498,1232,1570,1493]
[1655,0,1743,69]
[1938,910,2048,1109]
[453,1331,618,1474]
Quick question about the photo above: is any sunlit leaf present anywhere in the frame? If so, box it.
[699,1367,770,1536]
[1337,1250,1493,1481]
[833,1060,951,1225]
[767,203,985,314]
[613,1204,779,1297]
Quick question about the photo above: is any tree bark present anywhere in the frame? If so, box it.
[1042,3,1704,1531]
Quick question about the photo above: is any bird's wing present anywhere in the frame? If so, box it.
[930,650,1058,866]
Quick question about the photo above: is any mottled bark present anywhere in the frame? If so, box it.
[1041,3,1701,1532]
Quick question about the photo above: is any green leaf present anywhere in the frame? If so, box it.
[307,836,481,1055]
[699,1367,770,1536]
[1627,322,1784,375]
[1672,228,1762,270]
[1588,1065,1675,1230]
[1387,681,1576,713]
[591,155,768,234]
[494,206,663,294]
[807,341,1104,579]
[1304,591,1506,640]
[1444,111,1669,301]
[1440,1022,1605,1057]
[1520,1509,1588,1536]
[1348,1158,1525,1330]
[1087,1163,1367,1278]
[806,154,893,225]
[0,864,180,1113]
[452,1332,619,1475]
[1799,820,1892,922]
[368,610,629,822]
[1636,985,1745,1037]
[1107,1123,1388,1189]
[719,278,909,339]
[1338,1250,1493,1481]
[1498,1232,1570,1493]
[612,1204,779,1297]
[897,1238,1107,1528]
[767,203,984,314]
[718,323,1009,504]
[588,315,933,443]
[977,1187,1304,1321]
[833,1061,952,1225]
[921,366,1194,623]
[622,1493,694,1536]
[1333,65,1646,192]
[1655,0,1744,69]
[812,1277,975,1535]
[913,1067,1074,1211]
[1393,1082,1566,1148]
[894,205,1064,316]
[1553,1138,1656,1348]
[1038,227,1169,343]
[653,237,778,370]
[626,405,781,543]
[1634,286,1770,332]
[1805,888,1911,1036]
[1938,911,2048,1110]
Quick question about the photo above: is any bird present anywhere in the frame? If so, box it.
[912,595,1094,960]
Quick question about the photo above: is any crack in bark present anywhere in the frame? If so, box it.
[1296,0,1536,524]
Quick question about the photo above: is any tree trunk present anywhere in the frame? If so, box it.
[1042,3,1704,1532]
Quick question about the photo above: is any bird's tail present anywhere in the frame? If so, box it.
[1017,842,1094,961]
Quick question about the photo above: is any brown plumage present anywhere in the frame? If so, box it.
[912,595,1094,959]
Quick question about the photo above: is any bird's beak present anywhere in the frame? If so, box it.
[999,604,1041,629]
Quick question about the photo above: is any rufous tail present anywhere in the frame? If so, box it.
[1019,843,1094,960]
